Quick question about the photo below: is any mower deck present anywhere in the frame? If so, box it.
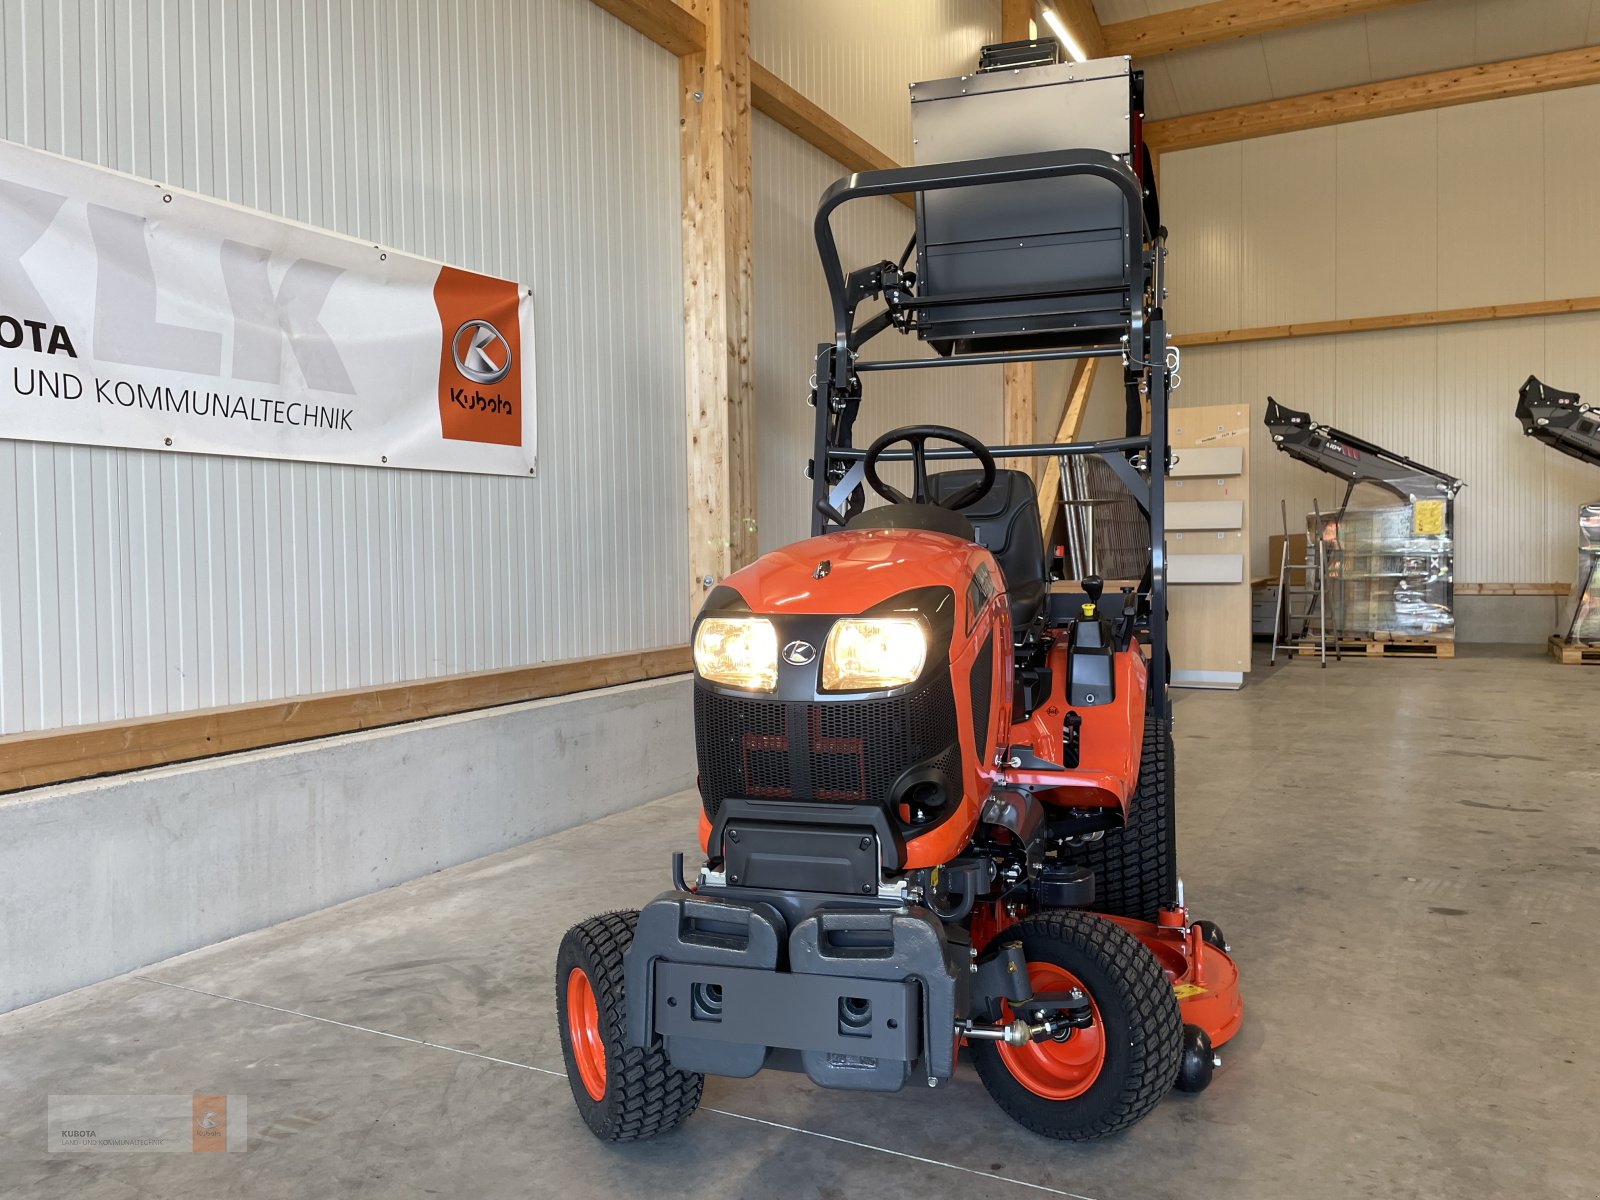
[1112,911,1243,1049]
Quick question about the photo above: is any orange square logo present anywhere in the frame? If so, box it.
[434,266,523,447]
[191,1094,227,1153]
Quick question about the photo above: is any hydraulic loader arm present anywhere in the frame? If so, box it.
[1263,397,1463,503]
[1516,376,1600,468]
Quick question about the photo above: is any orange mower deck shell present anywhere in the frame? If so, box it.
[971,899,1243,1051]
[698,526,1013,871]
[1112,912,1244,1049]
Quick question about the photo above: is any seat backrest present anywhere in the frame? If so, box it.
[909,59,1138,352]
[844,502,975,542]
[927,469,1047,634]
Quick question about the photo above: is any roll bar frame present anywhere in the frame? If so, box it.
[804,149,1174,717]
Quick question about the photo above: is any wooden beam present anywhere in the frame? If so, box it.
[681,0,757,617]
[1104,0,1423,59]
[1147,46,1600,152]
[1002,0,1034,41]
[586,0,910,201]
[1040,0,1109,60]
[0,647,693,797]
[1455,582,1571,596]
[1036,359,1098,542]
[750,62,912,207]
[750,63,897,175]
[1173,294,1600,348]
[589,0,705,55]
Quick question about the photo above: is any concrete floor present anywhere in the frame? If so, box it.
[3,645,1597,1199]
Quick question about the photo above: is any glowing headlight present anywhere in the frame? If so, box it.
[694,617,778,691]
[822,617,928,691]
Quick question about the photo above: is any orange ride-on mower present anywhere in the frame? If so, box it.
[556,43,1242,1143]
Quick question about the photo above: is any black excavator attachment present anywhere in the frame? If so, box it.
[1263,398,1464,509]
[1515,377,1599,648]
[1516,376,1600,468]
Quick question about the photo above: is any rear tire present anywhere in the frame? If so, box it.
[1065,696,1176,921]
[555,911,703,1141]
[970,911,1182,1140]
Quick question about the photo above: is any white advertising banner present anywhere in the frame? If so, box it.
[0,139,535,476]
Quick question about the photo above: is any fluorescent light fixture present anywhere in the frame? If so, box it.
[1042,7,1088,63]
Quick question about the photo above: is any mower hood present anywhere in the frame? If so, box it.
[705,527,997,619]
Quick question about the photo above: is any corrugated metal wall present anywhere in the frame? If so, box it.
[752,114,1002,552]
[0,0,686,735]
[1161,86,1600,582]
[750,1,1003,553]
[751,0,1000,165]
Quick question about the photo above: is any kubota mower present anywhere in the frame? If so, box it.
[557,41,1242,1143]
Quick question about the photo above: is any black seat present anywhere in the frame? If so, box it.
[845,502,975,541]
[927,468,1048,638]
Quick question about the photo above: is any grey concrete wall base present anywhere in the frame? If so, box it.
[0,675,694,1014]
[1454,595,1570,644]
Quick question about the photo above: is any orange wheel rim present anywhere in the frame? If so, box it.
[997,962,1107,1101]
[565,967,607,1101]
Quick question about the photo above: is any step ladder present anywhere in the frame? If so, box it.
[1270,499,1335,666]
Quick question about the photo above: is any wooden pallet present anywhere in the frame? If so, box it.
[1548,635,1600,665]
[1296,636,1455,660]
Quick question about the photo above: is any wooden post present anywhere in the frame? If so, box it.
[1003,361,1037,482]
[1036,359,1098,543]
[680,0,755,620]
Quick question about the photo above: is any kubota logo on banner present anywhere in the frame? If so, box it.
[434,269,522,446]
[0,138,536,476]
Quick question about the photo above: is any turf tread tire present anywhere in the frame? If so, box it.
[1065,698,1176,921]
[970,911,1182,1140]
[555,910,703,1142]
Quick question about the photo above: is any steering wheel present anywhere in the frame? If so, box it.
[862,425,997,510]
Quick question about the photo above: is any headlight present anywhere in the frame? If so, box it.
[694,617,778,691]
[822,617,928,691]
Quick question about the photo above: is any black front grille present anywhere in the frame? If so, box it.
[694,675,963,822]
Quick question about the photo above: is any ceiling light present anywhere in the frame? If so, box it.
[1042,7,1088,63]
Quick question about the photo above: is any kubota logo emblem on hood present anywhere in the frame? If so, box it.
[782,640,816,666]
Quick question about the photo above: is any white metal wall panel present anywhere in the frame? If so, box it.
[1173,320,1600,583]
[0,0,686,735]
[752,113,1000,554]
[1165,88,1600,338]
[749,0,1000,165]
[1240,128,1336,328]
[1544,85,1600,299]
[1433,320,1547,582]
[1158,83,1600,583]
[1161,141,1244,334]
[1334,111,1440,318]
[1158,36,1273,118]
[1436,94,1546,310]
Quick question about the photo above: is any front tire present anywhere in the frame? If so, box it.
[555,911,703,1141]
[970,911,1182,1140]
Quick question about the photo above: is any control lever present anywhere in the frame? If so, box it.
[1081,574,1104,616]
